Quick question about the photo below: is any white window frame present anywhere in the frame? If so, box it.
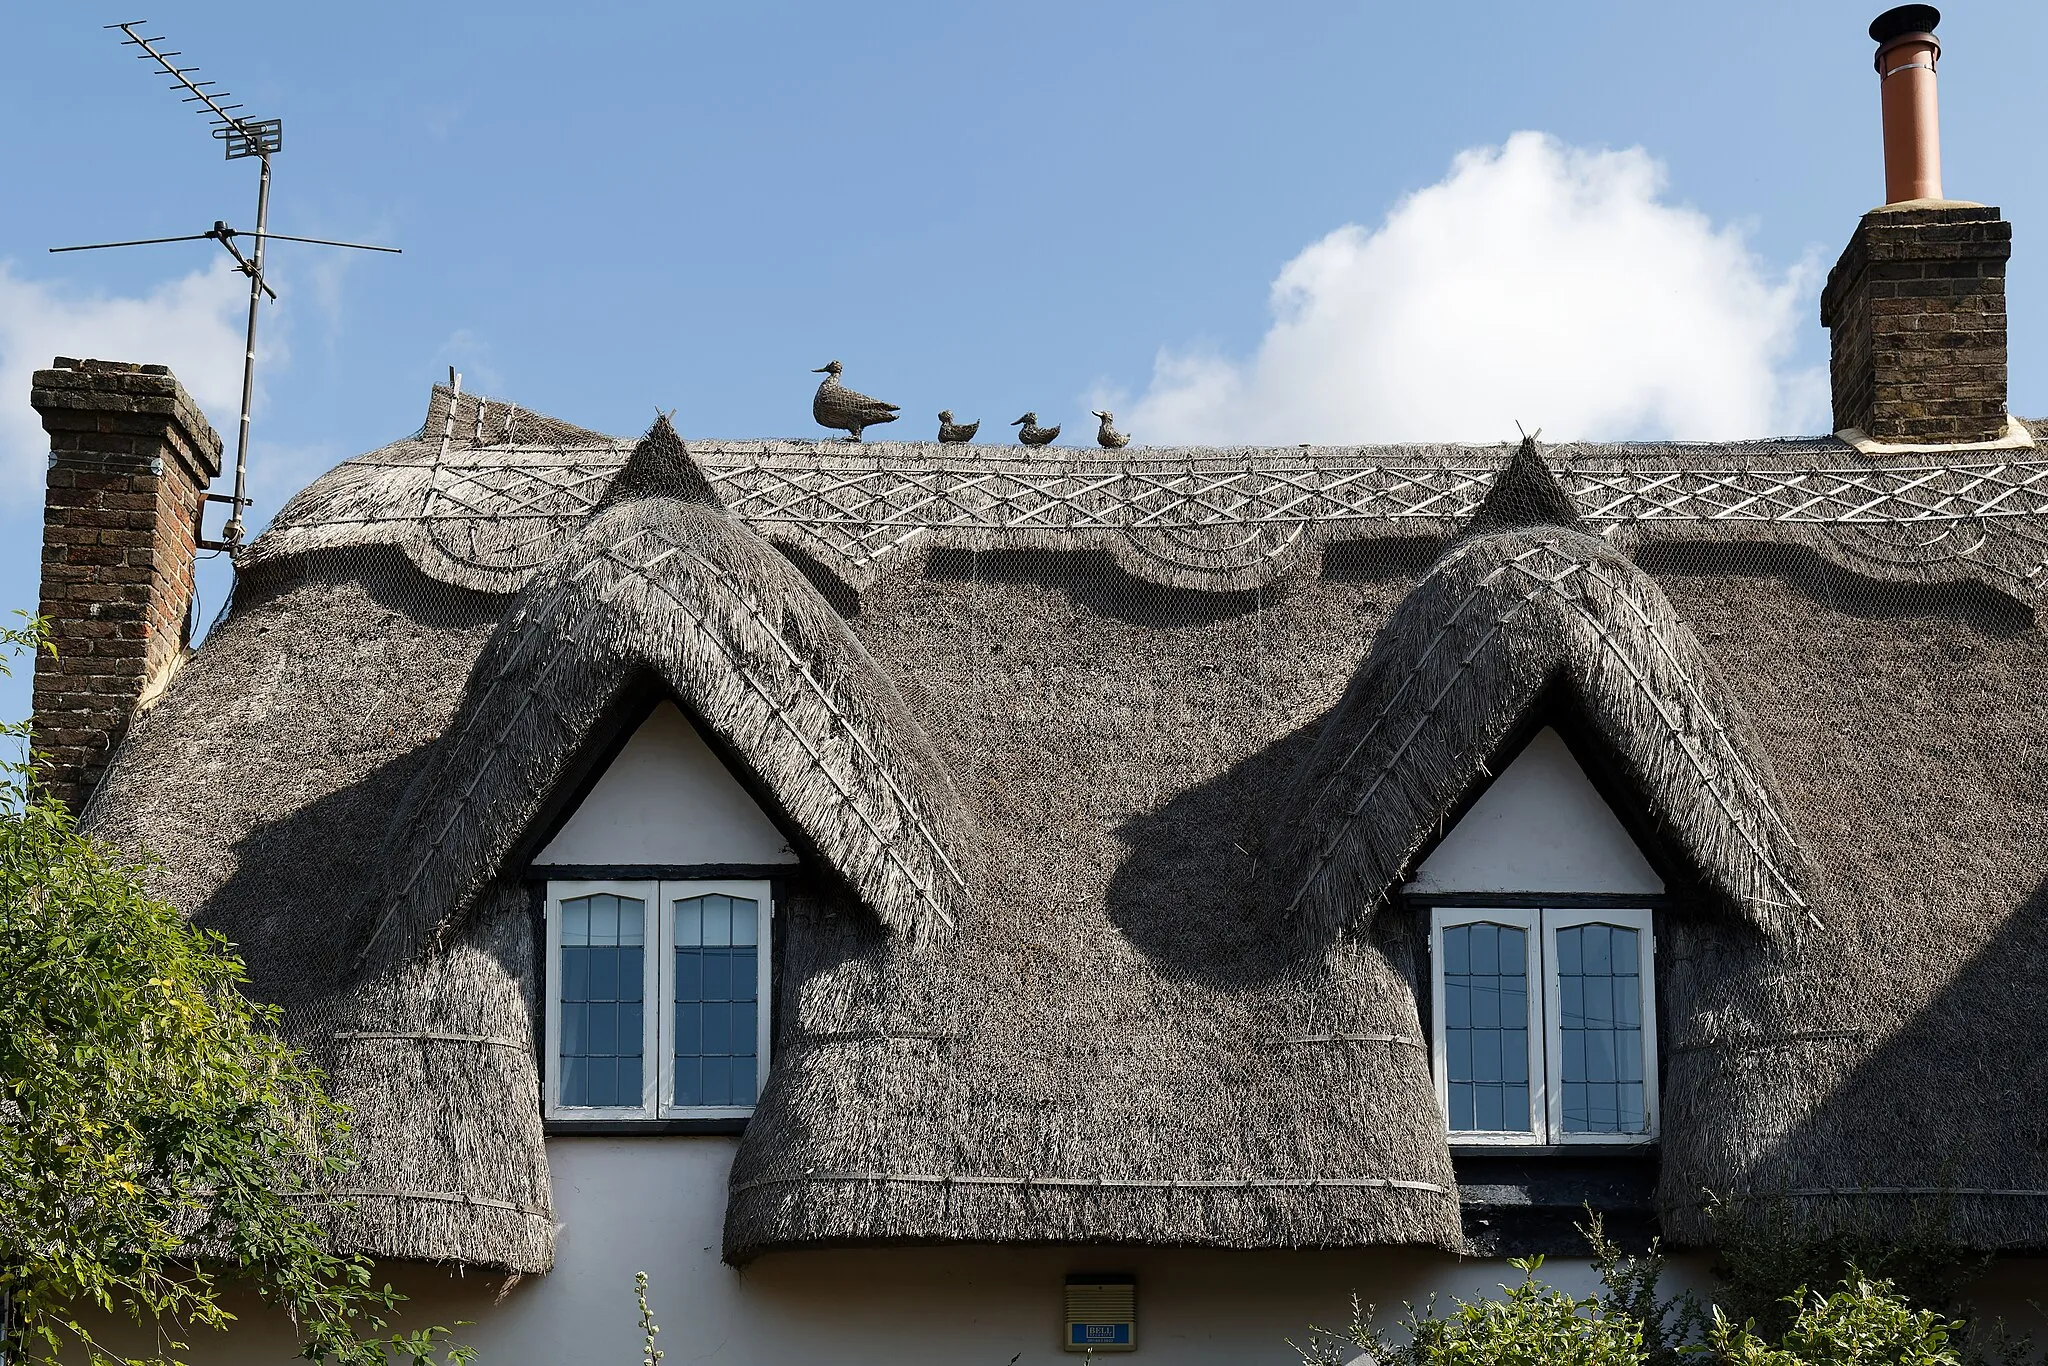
[544,878,773,1121]
[543,880,659,1121]
[656,879,773,1121]
[1541,906,1658,1146]
[1429,907,1545,1147]
[1429,904,1658,1147]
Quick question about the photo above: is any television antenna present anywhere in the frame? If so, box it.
[49,20,401,548]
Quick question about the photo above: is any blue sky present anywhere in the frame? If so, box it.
[3,1,2045,727]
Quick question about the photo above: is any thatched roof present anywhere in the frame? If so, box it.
[1267,440,1814,945]
[72,381,2048,1269]
[363,415,972,965]
[82,546,554,1270]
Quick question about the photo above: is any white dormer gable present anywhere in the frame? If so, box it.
[537,701,798,866]
[1402,727,1663,895]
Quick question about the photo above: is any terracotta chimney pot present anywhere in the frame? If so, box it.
[1871,4,1943,204]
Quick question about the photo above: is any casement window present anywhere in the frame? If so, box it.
[1428,906,1658,1146]
[543,879,771,1120]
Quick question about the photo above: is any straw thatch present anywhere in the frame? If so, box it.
[718,544,1467,1259]
[362,416,973,965]
[1267,441,1816,945]
[244,385,629,594]
[252,411,2048,605]
[1645,548,2048,1249]
[68,380,2048,1269]
[80,546,555,1271]
[308,881,554,1269]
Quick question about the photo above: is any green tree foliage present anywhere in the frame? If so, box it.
[1298,1256,1647,1366]
[0,615,469,1366]
[1706,1192,1993,1342]
[1295,1213,2013,1366]
[1709,1276,1965,1366]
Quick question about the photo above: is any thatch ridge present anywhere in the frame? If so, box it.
[1455,434,1582,540]
[243,382,2048,604]
[1267,451,1815,942]
[417,382,613,448]
[359,420,974,968]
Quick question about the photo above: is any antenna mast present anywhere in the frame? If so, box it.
[52,21,399,549]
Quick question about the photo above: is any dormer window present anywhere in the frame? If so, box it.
[1406,728,1664,1147]
[1430,906,1657,1144]
[533,701,797,1124]
[544,879,771,1121]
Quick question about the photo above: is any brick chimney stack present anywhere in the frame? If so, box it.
[1820,6,2011,446]
[30,359,222,812]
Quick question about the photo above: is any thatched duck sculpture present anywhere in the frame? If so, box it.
[1011,412,1060,446]
[811,360,899,441]
[937,410,979,443]
[1091,410,1130,449]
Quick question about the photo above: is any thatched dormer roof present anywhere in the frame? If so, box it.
[1268,439,1814,945]
[363,415,972,966]
[77,385,2048,1270]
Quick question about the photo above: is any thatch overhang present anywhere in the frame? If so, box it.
[725,891,1465,1260]
[1265,441,1816,944]
[78,544,555,1272]
[360,417,974,967]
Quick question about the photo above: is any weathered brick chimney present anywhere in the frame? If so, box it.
[1820,6,2012,446]
[30,358,221,812]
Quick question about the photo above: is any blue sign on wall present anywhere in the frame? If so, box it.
[1071,1324,1133,1346]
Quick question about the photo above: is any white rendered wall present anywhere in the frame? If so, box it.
[1403,727,1663,896]
[80,1146,2048,1362]
[538,701,797,867]
[161,1138,1724,1366]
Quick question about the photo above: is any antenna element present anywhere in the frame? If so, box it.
[52,21,401,548]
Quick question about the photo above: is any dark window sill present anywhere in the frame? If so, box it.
[1449,1142,1658,1159]
[545,1118,749,1136]
[1454,1148,1661,1257]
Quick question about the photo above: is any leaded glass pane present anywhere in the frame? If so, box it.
[1441,921,1531,1133]
[673,894,760,1108]
[1556,922,1650,1134]
[557,893,645,1107]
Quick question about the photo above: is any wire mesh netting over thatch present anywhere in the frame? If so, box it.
[75,386,2048,1268]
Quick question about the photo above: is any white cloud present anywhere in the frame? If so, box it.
[1119,132,1826,446]
[0,258,259,499]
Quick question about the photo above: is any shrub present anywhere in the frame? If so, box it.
[1707,1191,1991,1341]
[1298,1256,1648,1366]
[1708,1274,1965,1366]
[1294,1213,2020,1366]
[0,615,470,1365]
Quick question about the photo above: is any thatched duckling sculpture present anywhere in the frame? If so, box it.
[811,360,899,441]
[1010,412,1060,447]
[1091,410,1130,449]
[937,410,979,443]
